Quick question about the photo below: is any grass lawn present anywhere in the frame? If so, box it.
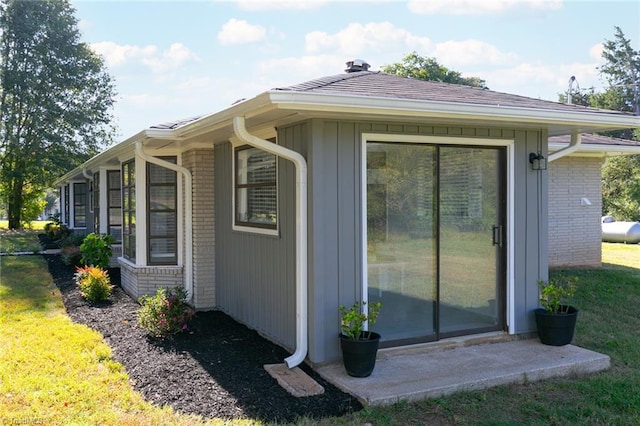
[0,220,49,231]
[0,229,44,253]
[0,243,248,424]
[2,235,639,424]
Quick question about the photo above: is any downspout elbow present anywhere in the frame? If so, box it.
[548,132,582,163]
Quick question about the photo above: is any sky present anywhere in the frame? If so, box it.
[71,0,640,141]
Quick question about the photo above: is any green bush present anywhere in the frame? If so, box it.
[75,265,113,303]
[80,233,115,269]
[60,233,84,266]
[137,287,195,338]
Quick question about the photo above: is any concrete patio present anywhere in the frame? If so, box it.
[315,333,610,406]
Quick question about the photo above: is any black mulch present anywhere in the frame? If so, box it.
[42,254,362,423]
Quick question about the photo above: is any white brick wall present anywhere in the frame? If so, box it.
[118,258,184,299]
[182,148,216,309]
[548,156,603,267]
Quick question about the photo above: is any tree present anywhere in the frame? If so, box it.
[594,27,640,221]
[381,52,487,88]
[0,0,116,229]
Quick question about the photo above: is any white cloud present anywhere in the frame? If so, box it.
[306,22,431,56]
[234,0,327,11]
[589,43,604,62]
[90,42,198,75]
[258,54,346,85]
[90,41,157,67]
[433,40,518,66]
[407,0,562,15]
[141,43,200,74]
[217,18,267,45]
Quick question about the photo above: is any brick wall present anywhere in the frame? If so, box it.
[118,258,184,299]
[548,156,603,267]
[182,148,216,309]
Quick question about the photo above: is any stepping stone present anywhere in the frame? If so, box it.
[264,363,325,397]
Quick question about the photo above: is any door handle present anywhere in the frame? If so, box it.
[492,225,503,247]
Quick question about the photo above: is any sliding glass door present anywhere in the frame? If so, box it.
[366,141,505,345]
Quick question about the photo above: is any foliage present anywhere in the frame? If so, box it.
[75,265,112,303]
[44,213,71,241]
[539,276,578,314]
[339,301,382,340]
[60,232,85,266]
[381,52,487,88]
[602,155,640,221]
[0,0,117,229]
[0,229,41,253]
[80,233,115,269]
[599,26,640,118]
[138,287,196,338]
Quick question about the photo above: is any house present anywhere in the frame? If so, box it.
[548,133,640,267]
[54,61,639,367]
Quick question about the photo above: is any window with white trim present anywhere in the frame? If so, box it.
[73,182,87,227]
[107,170,122,243]
[147,158,177,265]
[122,160,136,261]
[234,145,277,230]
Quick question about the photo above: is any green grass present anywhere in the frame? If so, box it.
[0,256,252,425]
[0,220,49,230]
[2,241,639,424]
[302,243,640,425]
[0,229,43,253]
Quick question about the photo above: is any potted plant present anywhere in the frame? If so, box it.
[534,276,579,346]
[339,300,382,377]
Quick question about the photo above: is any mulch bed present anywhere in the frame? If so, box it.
[42,254,362,423]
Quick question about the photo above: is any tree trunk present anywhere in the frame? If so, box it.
[7,178,24,229]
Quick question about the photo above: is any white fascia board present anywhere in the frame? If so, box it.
[549,142,640,156]
[266,91,640,130]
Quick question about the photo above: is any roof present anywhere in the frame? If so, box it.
[54,69,640,185]
[274,71,627,117]
[548,133,640,156]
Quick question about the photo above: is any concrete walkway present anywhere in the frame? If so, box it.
[315,334,610,406]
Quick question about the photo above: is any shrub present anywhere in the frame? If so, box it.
[75,266,113,303]
[60,233,85,266]
[138,287,195,338]
[80,233,115,269]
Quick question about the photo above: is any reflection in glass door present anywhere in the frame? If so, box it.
[366,142,505,345]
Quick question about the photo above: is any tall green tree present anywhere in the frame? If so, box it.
[381,52,487,88]
[0,0,116,229]
[593,27,640,221]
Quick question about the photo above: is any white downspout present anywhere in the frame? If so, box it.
[232,116,308,369]
[548,131,582,163]
[135,141,194,302]
[82,169,94,214]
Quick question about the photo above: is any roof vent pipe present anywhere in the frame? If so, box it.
[345,59,370,73]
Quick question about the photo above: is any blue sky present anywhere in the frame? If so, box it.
[72,0,640,141]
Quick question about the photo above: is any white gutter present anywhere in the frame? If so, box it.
[548,131,582,163]
[135,141,194,302]
[232,116,308,369]
[82,168,92,179]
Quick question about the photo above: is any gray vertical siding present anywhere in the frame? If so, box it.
[214,127,303,351]
[214,119,547,365]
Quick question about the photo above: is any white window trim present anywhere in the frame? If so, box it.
[230,137,280,237]
[360,132,515,334]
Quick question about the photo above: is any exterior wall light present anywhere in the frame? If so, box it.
[529,152,547,171]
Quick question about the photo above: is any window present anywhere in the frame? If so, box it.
[234,146,277,230]
[73,183,87,227]
[107,170,122,243]
[122,160,136,261]
[93,172,100,233]
[147,158,177,265]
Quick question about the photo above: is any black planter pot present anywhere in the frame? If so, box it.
[339,332,381,377]
[534,306,578,346]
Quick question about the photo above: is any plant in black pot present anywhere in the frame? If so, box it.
[535,276,579,346]
[339,300,382,377]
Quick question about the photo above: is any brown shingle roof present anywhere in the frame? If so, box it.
[274,71,630,116]
[549,133,640,146]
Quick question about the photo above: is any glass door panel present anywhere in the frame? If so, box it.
[366,142,505,346]
[366,143,437,342]
[439,147,502,335]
